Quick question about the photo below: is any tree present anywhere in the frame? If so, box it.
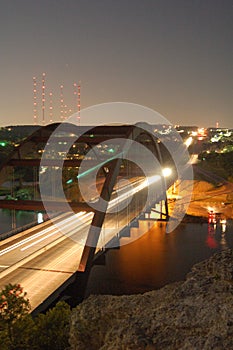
[0,283,31,349]
[0,285,71,350]
[32,301,71,350]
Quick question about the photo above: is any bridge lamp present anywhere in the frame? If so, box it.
[162,167,172,178]
[37,212,44,224]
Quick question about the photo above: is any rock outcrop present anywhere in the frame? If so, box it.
[70,249,233,349]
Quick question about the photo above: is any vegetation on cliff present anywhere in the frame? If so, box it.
[0,284,70,350]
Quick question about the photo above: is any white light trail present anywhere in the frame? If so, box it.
[0,175,162,257]
[0,212,86,256]
[21,212,93,251]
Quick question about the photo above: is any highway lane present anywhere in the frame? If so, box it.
[0,212,92,272]
[0,174,165,310]
[0,199,146,311]
[0,238,84,310]
[0,175,160,272]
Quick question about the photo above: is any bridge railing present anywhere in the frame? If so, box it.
[0,220,39,241]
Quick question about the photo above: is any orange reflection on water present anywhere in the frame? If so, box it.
[206,224,218,249]
[111,221,177,292]
[86,220,226,297]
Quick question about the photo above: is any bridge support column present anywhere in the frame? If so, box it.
[120,226,131,237]
[61,271,90,307]
[145,197,169,221]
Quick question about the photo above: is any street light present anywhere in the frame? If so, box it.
[162,167,172,178]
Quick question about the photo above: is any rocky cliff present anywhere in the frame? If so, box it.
[70,249,233,349]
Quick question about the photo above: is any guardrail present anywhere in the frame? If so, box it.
[0,220,39,241]
[0,212,64,242]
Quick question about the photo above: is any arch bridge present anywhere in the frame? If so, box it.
[0,122,186,311]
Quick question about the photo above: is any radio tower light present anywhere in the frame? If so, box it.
[77,81,81,125]
[60,85,64,121]
[49,92,53,123]
[73,82,77,110]
[33,77,38,125]
[42,72,46,124]
[73,81,81,125]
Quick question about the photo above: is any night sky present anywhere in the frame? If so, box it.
[0,0,232,127]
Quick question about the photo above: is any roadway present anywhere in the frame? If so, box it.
[0,175,163,310]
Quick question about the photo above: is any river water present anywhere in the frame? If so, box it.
[85,219,233,296]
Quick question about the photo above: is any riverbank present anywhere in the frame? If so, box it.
[169,180,233,221]
[70,248,233,349]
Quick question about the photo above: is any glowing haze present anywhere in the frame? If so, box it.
[0,0,232,128]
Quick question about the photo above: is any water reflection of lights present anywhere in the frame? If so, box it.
[206,219,228,250]
[220,232,228,250]
[220,219,227,233]
[206,224,218,249]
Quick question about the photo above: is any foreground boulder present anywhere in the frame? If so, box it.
[70,249,233,350]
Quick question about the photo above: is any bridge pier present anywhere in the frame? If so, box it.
[60,271,90,308]
[130,219,139,228]
[143,198,169,221]
[119,226,131,237]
